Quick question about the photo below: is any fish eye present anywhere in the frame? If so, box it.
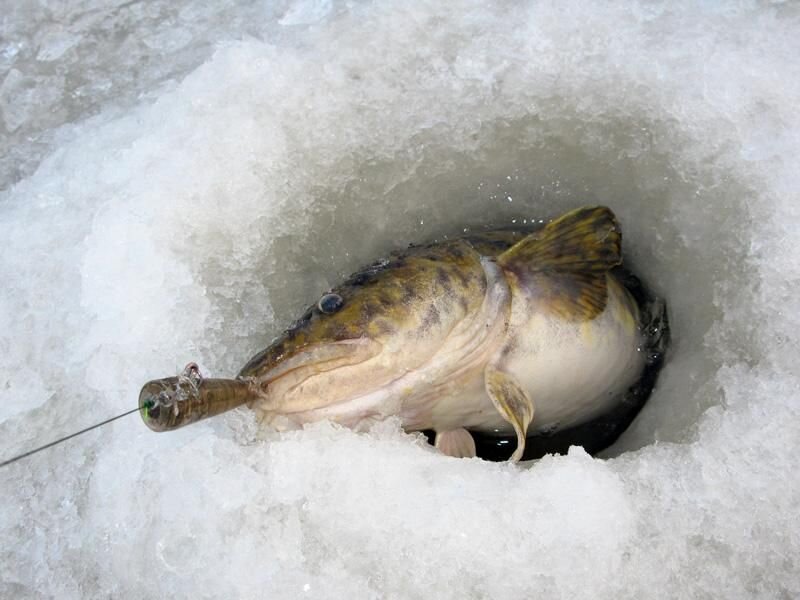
[318,293,344,314]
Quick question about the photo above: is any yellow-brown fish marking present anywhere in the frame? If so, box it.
[499,206,621,272]
[498,207,622,322]
[240,208,621,384]
[503,270,609,322]
[607,274,639,335]
[238,239,488,380]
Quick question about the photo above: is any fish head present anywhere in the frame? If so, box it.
[239,244,488,417]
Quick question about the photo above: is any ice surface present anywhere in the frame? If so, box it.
[1,0,799,598]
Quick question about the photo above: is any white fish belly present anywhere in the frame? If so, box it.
[476,277,646,434]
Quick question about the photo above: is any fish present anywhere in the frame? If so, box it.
[139,206,664,462]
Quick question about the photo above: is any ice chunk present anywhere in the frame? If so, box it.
[279,0,333,26]
[36,28,80,62]
[0,68,64,132]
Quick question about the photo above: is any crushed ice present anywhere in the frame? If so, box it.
[1,1,799,598]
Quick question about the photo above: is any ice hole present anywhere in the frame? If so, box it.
[216,112,756,457]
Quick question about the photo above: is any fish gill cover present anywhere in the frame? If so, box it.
[0,1,799,598]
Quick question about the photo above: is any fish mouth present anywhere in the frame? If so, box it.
[260,338,383,399]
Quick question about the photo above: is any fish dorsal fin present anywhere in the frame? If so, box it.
[498,206,621,273]
[497,206,622,320]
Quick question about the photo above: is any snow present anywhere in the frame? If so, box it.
[1,1,799,598]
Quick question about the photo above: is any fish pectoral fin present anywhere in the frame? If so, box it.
[484,365,534,462]
[498,206,621,274]
[434,428,477,459]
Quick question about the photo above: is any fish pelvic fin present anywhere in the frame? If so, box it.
[484,365,534,462]
[434,428,477,459]
[497,206,622,320]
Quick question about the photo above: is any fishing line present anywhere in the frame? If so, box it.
[0,406,142,469]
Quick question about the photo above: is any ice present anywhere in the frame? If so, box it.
[0,68,64,133]
[1,1,799,598]
[279,0,333,26]
[0,0,291,187]
[35,27,81,62]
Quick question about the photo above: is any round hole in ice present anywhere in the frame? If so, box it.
[207,111,758,457]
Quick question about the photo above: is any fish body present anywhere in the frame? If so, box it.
[141,207,656,461]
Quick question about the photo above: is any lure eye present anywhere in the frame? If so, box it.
[318,293,344,314]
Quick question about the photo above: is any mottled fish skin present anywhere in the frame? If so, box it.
[240,240,488,379]
[240,229,528,385]
[239,238,502,424]
[239,207,644,439]
[242,229,539,386]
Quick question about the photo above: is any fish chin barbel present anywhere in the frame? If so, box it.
[139,363,254,432]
